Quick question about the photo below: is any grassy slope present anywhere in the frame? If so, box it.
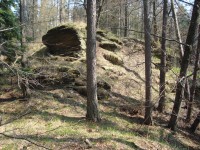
[0,41,199,150]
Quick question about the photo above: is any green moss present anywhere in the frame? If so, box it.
[103,53,123,66]
[100,41,121,52]
[97,29,122,45]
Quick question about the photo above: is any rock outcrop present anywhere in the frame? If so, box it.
[97,30,122,52]
[42,24,86,57]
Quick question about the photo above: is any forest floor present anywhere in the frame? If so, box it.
[0,39,199,149]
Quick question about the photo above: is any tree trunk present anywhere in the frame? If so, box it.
[186,25,200,121]
[20,0,26,47]
[190,112,200,133]
[86,0,101,122]
[172,0,190,107]
[171,0,184,58]
[143,0,153,125]
[140,6,144,39]
[171,0,190,113]
[59,0,63,23]
[168,0,200,131]
[68,0,70,21]
[124,0,128,37]
[32,0,35,41]
[96,0,105,28]
[118,1,121,37]
[106,0,109,29]
[153,0,158,42]
[157,0,168,113]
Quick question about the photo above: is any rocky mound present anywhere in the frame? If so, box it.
[42,24,86,57]
[97,30,122,52]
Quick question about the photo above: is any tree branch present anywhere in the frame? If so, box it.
[178,0,194,6]
[0,132,52,150]
[111,27,189,46]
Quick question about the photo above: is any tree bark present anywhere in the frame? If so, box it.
[140,6,144,39]
[68,0,71,21]
[157,0,168,113]
[96,0,105,28]
[20,0,26,47]
[124,0,128,37]
[171,0,184,58]
[143,0,153,125]
[186,25,200,121]
[32,0,35,41]
[86,0,101,122]
[171,0,190,114]
[190,112,200,133]
[168,0,200,131]
[153,0,158,42]
[59,0,63,23]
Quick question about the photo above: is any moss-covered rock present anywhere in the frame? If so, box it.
[100,41,121,52]
[97,88,111,100]
[75,78,86,86]
[97,80,111,91]
[97,29,123,46]
[42,23,86,56]
[103,53,123,66]
[73,86,110,100]
[58,66,71,72]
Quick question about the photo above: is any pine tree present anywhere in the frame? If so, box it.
[86,0,101,122]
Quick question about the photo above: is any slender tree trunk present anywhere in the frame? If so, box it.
[140,6,144,39]
[105,0,108,29]
[124,0,128,37]
[143,0,153,125]
[20,0,28,68]
[171,0,184,57]
[190,112,200,133]
[32,0,35,41]
[20,0,30,98]
[153,0,158,42]
[172,0,191,109]
[20,0,26,47]
[86,0,100,122]
[59,0,63,23]
[186,25,200,121]
[168,18,173,49]
[117,0,121,37]
[168,0,200,131]
[96,0,104,28]
[68,0,70,21]
[157,0,168,113]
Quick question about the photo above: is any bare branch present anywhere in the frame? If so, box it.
[178,0,194,6]
[0,132,52,150]
[111,27,189,46]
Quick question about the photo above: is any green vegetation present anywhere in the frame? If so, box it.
[0,0,20,61]
[0,33,199,149]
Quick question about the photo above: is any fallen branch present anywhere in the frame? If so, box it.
[0,132,52,150]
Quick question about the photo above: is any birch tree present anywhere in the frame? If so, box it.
[168,0,200,131]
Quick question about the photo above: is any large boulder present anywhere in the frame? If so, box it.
[42,24,86,57]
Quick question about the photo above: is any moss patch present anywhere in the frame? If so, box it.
[103,53,123,66]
